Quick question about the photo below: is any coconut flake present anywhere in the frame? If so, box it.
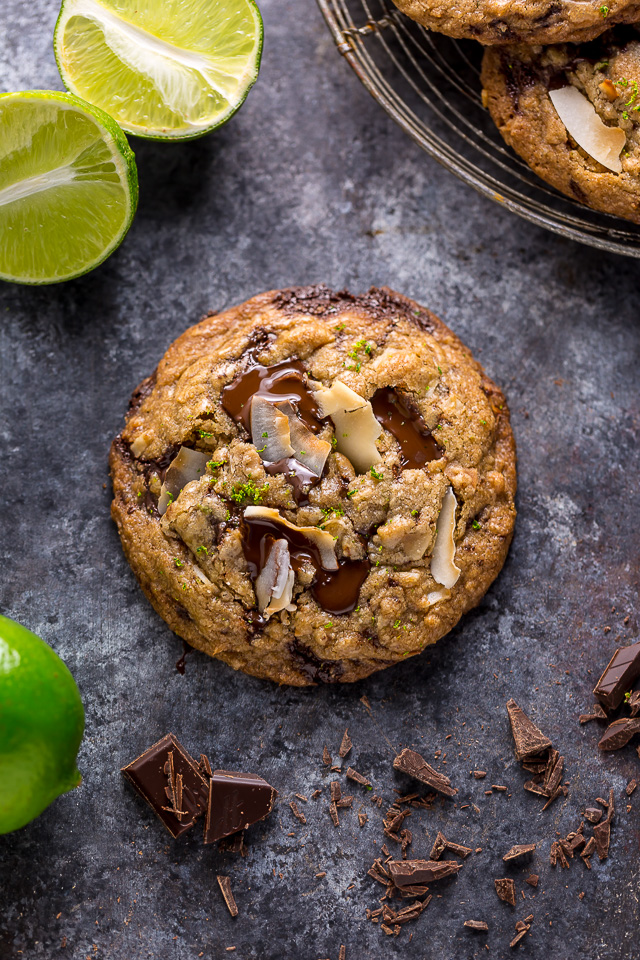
[254,539,296,618]
[158,447,210,515]
[250,396,294,463]
[430,487,461,589]
[427,587,450,607]
[130,433,151,458]
[244,506,339,570]
[276,402,331,476]
[549,85,625,173]
[313,381,382,473]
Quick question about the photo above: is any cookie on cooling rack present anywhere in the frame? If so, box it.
[390,0,640,45]
[481,28,640,222]
[110,286,516,686]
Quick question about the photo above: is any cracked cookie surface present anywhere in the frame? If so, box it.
[482,28,640,221]
[110,286,516,686]
[391,0,640,45]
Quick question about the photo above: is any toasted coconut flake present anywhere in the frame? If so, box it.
[549,86,625,173]
[158,447,210,515]
[244,506,338,570]
[430,487,461,589]
[427,587,450,607]
[250,396,294,463]
[277,402,331,476]
[255,539,296,618]
[313,381,381,473]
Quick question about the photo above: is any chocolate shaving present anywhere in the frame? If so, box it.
[289,801,306,825]
[329,802,339,827]
[584,807,603,824]
[330,781,341,803]
[346,767,371,787]
[503,843,536,862]
[579,703,608,724]
[322,745,332,766]
[388,859,461,887]
[593,820,611,860]
[626,779,637,796]
[336,796,353,808]
[338,728,353,759]
[393,748,457,797]
[506,699,552,761]
[199,754,213,778]
[217,876,238,917]
[627,691,640,717]
[339,947,346,960]
[429,831,447,861]
[473,770,487,779]
[464,920,488,932]
[358,809,368,827]
[494,878,516,907]
[525,874,539,887]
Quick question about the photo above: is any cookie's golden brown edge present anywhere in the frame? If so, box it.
[110,286,516,686]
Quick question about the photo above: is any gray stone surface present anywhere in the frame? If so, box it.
[1,1,639,958]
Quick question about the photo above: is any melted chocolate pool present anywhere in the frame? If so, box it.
[371,388,442,469]
[221,353,321,433]
[241,513,369,616]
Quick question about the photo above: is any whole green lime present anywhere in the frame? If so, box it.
[0,615,84,834]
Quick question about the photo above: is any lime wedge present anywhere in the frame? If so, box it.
[0,90,138,285]
[54,0,264,140]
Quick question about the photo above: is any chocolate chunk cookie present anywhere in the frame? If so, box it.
[110,286,516,686]
[482,28,640,221]
[391,0,640,45]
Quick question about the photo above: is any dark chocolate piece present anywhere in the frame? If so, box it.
[358,809,368,827]
[584,807,603,824]
[464,920,489,932]
[627,691,640,717]
[525,874,539,887]
[598,718,640,751]
[217,875,238,917]
[429,831,447,861]
[289,801,306,824]
[371,387,442,469]
[579,703,608,724]
[204,769,277,843]
[393,748,458,797]
[626,779,637,796]
[506,700,552,761]
[593,821,611,860]
[473,770,487,779]
[388,859,461,887]
[593,641,640,710]
[510,924,530,948]
[494,878,516,906]
[221,353,321,434]
[503,843,536,862]
[322,745,332,766]
[542,750,564,796]
[346,767,371,787]
[338,728,352,759]
[121,734,209,838]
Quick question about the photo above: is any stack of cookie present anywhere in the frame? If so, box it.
[391,0,640,221]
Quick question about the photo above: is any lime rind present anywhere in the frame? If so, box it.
[0,90,138,285]
[54,0,264,140]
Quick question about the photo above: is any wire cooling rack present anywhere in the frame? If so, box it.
[317,0,640,257]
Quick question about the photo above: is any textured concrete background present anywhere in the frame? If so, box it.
[1,1,639,958]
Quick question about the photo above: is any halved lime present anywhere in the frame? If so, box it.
[0,90,138,285]
[54,0,264,140]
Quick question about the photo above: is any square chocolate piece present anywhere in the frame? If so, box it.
[204,769,277,844]
[122,733,209,838]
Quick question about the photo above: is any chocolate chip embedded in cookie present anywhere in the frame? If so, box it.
[481,28,640,222]
[391,0,640,46]
[109,286,516,686]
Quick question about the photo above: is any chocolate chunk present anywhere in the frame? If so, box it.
[204,770,277,843]
[371,387,442,469]
[216,875,238,917]
[584,807,603,824]
[346,767,371,787]
[330,781,341,802]
[121,734,209,838]
[338,728,352,759]
[429,831,447,861]
[543,750,564,796]
[322,746,332,766]
[388,859,461,887]
[358,810,368,827]
[339,946,346,960]
[542,784,567,811]
[494,878,516,906]
[464,920,489,932]
[510,925,530,948]
[598,718,640,751]
[473,770,487,779]
[523,779,548,798]
[593,641,640,710]
[525,874,539,887]
[503,843,536,861]
[626,779,637,796]
[329,802,339,827]
[393,748,458,797]
[580,836,596,866]
[506,700,552,761]
[199,754,213,778]
[627,691,640,717]
[444,838,473,859]
[593,820,611,860]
